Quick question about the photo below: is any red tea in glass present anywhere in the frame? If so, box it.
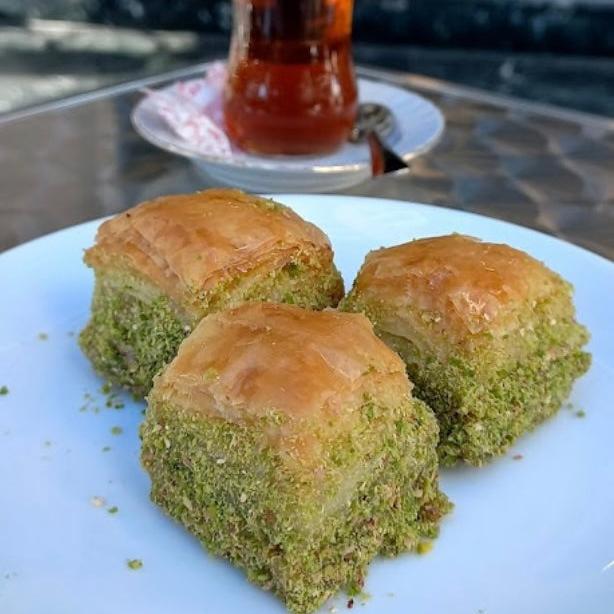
[224,0,358,156]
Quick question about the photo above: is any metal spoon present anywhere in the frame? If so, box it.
[350,102,410,177]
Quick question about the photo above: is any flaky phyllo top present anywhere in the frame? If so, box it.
[84,189,333,313]
[350,234,570,346]
[152,303,413,465]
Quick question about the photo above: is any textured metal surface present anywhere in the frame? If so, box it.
[1,64,612,259]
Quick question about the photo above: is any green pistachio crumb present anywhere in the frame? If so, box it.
[357,591,371,602]
[416,541,433,555]
[102,446,111,452]
[79,391,103,414]
[111,426,123,436]
[575,410,586,418]
[108,506,118,514]
[0,385,8,396]
[127,559,143,570]
[37,332,48,341]
[44,440,52,447]
[284,262,301,279]
[101,382,113,395]
[202,367,219,383]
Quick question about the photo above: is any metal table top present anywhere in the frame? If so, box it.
[1,63,613,259]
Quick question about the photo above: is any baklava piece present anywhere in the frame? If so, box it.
[341,234,590,466]
[141,303,450,614]
[79,189,343,395]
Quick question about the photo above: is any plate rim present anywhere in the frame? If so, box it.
[2,196,611,271]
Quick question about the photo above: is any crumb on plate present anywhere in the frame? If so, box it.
[417,541,433,555]
[90,496,106,508]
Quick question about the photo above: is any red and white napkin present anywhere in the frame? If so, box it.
[143,62,233,159]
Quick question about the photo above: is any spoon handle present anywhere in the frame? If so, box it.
[367,131,410,177]
[367,131,385,176]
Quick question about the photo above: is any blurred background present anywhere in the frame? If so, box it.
[0,0,613,117]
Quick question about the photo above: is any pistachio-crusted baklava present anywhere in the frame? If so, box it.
[79,189,344,395]
[141,303,450,614]
[341,234,591,466]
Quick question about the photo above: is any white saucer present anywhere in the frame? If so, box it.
[131,74,445,193]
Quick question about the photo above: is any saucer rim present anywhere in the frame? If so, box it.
[131,73,445,175]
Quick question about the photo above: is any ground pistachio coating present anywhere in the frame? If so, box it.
[141,395,451,614]
[79,271,188,397]
[340,234,592,466]
[79,258,343,396]
[377,326,590,466]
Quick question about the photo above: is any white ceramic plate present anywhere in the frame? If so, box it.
[132,78,444,193]
[1,196,613,614]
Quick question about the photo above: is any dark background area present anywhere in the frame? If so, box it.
[0,0,613,116]
[2,0,614,55]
